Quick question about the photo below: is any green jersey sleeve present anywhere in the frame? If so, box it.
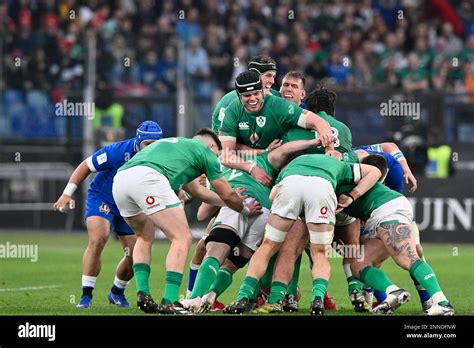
[338,162,362,186]
[270,96,304,129]
[202,147,223,181]
[218,99,239,139]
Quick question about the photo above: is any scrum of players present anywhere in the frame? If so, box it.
[54,55,454,316]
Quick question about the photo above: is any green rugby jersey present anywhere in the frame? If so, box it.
[275,154,360,189]
[118,137,223,191]
[336,182,402,222]
[211,89,281,134]
[282,111,352,154]
[220,94,304,149]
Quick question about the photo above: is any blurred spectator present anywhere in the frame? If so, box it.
[325,49,353,86]
[185,36,212,97]
[374,55,399,88]
[176,8,202,43]
[156,46,178,94]
[400,53,429,92]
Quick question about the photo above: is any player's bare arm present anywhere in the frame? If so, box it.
[220,139,273,187]
[53,160,91,213]
[208,176,262,216]
[336,164,382,213]
[235,139,282,155]
[379,142,417,192]
[197,202,220,222]
[267,138,322,169]
[300,109,336,147]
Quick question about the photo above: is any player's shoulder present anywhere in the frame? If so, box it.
[224,96,243,113]
[101,138,135,155]
[219,90,238,105]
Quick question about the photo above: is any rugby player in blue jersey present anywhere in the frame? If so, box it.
[53,121,163,308]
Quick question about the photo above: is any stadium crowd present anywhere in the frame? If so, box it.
[2,0,474,97]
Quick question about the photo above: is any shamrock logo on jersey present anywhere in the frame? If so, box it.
[256,116,266,128]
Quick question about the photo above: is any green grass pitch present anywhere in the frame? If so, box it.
[0,232,473,315]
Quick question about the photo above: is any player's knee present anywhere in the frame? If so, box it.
[182,231,193,247]
[205,227,241,250]
[88,234,108,250]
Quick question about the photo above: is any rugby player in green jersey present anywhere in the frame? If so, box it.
[225,154,382,315]
[211,55,281,134]
[186,56,282,302]
[337,180,454,316]
[219,71,336,187]
[265,87,368,313]
[112,129,261,314]
[181,138,324,313]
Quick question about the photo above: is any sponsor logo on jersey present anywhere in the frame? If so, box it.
[99,202,110,215]
[250,132,259,144]
[145,196,161,209]
[318,206,329,219]
[239,122,250,130]
[256,116,266,127]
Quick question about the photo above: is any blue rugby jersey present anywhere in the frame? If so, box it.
[85,138,137,203]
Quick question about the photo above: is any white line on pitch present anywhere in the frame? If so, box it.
[0,285,62,292]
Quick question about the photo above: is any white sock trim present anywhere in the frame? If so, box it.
[190,262,200,270]
[113,276,129,289]
[82,275,97,288]
[432,291,448,304]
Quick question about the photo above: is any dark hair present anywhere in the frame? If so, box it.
[305,86,337,116]
[283,71,306,87]
[361,154,388,180]
[194,128,222,150]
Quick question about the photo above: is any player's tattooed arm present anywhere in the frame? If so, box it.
[378,223,418,264]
